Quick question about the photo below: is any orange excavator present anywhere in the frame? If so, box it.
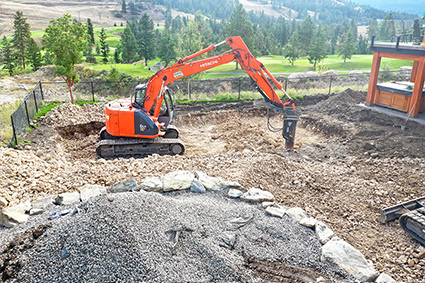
[96,36,300,158]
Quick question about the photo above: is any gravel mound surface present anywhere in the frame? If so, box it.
[13,191,349,282]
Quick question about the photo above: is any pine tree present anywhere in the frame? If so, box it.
[99,28,109,64]
[87,18,95,45]
[297,15,315,54]
[114,46,122,63]
[85,43,96,63]
[1,36,15,75]
[283,35,300,65]
[138,13,156,66]
[307,26,327,67]
[26,37,42,71]
[367,18,378,41]
[158,31,176,66]
[226,4,254,69]
[337,29,356,62]
[11,11,31,70]
[122,0,127,13]
[120,25,138,63]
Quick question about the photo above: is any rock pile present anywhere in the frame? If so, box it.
[1,170,388,282]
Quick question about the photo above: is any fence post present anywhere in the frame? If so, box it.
[10,115,17,146]
[24,100,30,126]
[91,82,95,102]
[39,81,44,101]
[187,80,190,103]
[285,78,288,91]
[33,91,38,113]
[238,77,241,100]
[328,75,333,95]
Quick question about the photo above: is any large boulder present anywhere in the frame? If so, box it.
[140,177,163,192]
[241,188,275,202]
[315,221,334,244]
[163,171,195,191]
[288,72,307,79]
[79,185,107,202]
[321,70,338,77]
[286,207,308,223]
[321,237,379,282]
[195,171,222,191]
[109,179,138,193]
[55,192,81,205]
[305,71,319,78]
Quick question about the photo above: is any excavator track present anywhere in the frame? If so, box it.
[96,137,185,158]
[399,208,425,246]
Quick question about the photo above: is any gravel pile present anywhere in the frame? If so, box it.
[12,191,349,282]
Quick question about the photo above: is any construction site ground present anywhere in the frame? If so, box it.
[2,89,425,282]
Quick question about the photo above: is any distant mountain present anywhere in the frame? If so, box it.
[350,0,425,16]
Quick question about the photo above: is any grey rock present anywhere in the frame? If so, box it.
[286,207,308,223]
[55,191,81,205]
[79,185,107,202]
[195,171,221,191]
[300,217,318,228]
[190,180,206,194]
[109,179,138,193]
[348,70,363,76]
[316,221,335,244]
[375,273,396,282]
[288,72,307,79]
[29,208,45,216]
[321,237,379,282]
[225,181,243,190]
[0,209,29,227]
[321,70,338,77]
[228,188,243,198]
[222,232,236,249]
[140,176,163,192]
[31,197,54,210]
[265,206,286,218]
[163,171,194,191]
[241,188,275,202]
[305,71,319,78]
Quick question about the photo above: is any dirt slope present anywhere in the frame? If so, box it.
[1,89,425,281]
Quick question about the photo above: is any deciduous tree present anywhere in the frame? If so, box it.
[42,14,88,104]
[307,26,327,67]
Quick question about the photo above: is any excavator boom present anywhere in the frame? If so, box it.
[96,36,300,158]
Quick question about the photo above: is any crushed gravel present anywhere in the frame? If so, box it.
[11,191,350,282]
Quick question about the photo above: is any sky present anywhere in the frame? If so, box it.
[351,0,425,16]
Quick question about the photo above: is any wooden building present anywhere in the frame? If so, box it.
[366,36,425,117]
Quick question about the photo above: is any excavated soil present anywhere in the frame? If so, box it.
[2,89,425,282]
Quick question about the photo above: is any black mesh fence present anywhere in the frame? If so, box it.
[10,82,44,146]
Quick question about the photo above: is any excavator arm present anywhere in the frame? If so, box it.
[140,36,300,147]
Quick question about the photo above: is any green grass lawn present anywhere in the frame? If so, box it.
[92,63,155,77]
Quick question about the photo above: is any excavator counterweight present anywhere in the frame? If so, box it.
[96,36,300,158]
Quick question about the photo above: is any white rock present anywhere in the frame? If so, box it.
[0,196,8,207]
[163,171,195,191]
[399,66,412,73]
[300,217,318,228]
[0,209,29,227]
[139,176,163,192]
[228,189,243,198]
[195,171,221,190]
[55,191,81,205]
[261,201,275,208]
[321,237,379,282]
[225,181,243,190]
[286,207,308,223]
[8,201,32,213]
[375,273,396,283]
[79,185,107,202]
[240,188,275,202]
[316,221,335,244]
[265,206,287,218]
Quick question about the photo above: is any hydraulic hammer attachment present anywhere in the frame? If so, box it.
[283,111,299,148]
